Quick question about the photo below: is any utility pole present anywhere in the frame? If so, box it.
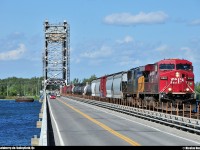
[24,84,25,96]
[38,78,40,96]
[35,78,37,96]
[7,84,8,97]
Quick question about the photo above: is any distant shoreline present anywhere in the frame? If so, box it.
[0,99,15,100]
[0,99,39,101]
[0,96,39,100]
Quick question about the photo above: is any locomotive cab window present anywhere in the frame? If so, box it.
[159,64,175,70]
[176,64,191,70]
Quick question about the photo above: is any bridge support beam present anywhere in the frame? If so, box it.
[43,20,70,87]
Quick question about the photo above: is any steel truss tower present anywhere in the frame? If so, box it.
[43,20,70,86]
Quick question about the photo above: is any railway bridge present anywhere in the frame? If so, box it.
[33,93,200,146]
[31,21,200,146]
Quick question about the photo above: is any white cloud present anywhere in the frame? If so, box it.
[155,44,168,51]
[189,19,200,26]
[71,57,80,64]
[70,47,74,52]
[80,45,112,58]
[0,44,26,60]
[178,47,199,67]
[104,11,168,26]
[180,47,192,51]
[118,56,140,67]
[116,36,134,44]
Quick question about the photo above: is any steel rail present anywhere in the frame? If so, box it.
[65,96,200,135]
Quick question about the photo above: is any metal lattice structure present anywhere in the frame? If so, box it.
[43,20,70,86]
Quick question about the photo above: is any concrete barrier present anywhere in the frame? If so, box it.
[38,92,48,146]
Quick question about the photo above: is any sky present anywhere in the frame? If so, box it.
[0,0,200,82]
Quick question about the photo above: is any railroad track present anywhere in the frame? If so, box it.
[66,94,199,119]
[63,95,200,135]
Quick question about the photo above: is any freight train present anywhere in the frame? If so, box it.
[61,58,196,105]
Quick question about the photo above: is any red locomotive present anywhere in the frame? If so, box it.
[126,58,195,104]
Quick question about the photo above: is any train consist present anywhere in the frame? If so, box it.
[61,58,196,105]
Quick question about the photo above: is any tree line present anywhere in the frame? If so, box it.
[1,75,200,99]
[0,75,97,99]
[71,74,97,85]
[0,77,43,99]
[195,82,200,99]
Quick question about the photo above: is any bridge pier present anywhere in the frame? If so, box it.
[31,135,39,146]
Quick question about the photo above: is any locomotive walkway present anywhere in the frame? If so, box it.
[32,92,200,146]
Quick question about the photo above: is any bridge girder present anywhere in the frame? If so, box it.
[43,20,70,86]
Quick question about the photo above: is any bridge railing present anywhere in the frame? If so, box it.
[65,96,200,135]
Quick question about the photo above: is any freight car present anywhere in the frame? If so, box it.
[62,58,196,105]
[65,82,92,96]
[91,71,127,99]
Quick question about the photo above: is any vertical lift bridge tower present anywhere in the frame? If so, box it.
[43,20,70,88]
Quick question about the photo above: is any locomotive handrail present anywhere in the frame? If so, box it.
[186,83,195,93]
[160,82,171,93]
[65,96,200,135]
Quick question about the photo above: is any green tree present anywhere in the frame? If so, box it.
[72,78,81,85]
[71,75,97,85]
[82,74,97,84]
[195,82,200,93]
[0,76,43,98]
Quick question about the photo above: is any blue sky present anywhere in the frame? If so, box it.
[0,0,200,82]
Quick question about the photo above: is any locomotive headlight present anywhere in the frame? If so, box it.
[160,76,168,80]
[189,82,193,86]
[175,72,180,78]
[186,88,190,91]
[168,88,172,91]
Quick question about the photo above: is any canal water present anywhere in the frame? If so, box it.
[0,100,41,146]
